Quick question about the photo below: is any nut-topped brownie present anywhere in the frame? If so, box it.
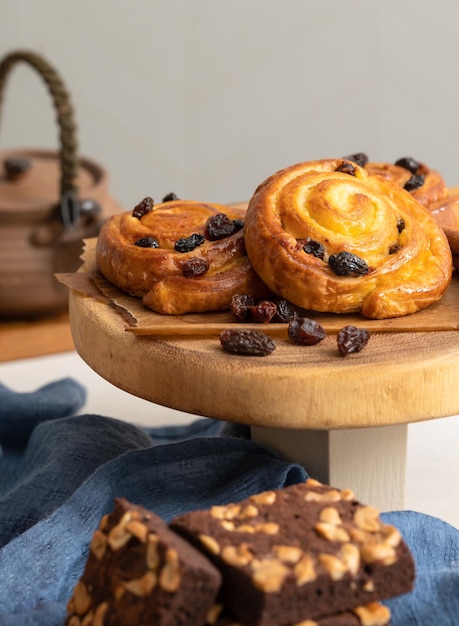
[171,479,414,626]
[206,600,391,626]
[65,498,221,626]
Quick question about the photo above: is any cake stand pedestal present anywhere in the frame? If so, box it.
[69,288,459,512]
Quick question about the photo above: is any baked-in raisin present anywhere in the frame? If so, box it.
[403,174,425,192]
[162,192,179,202]
[342,152,368,167]
[220,329,276,356]
[182,257,209,277]
[250,300,277,324]
[132,197,154,219]
[397,218,405,233]
[174,233,205,252]
[394,157,421,174]
[288,317,326,345]
[230,294,255,321]
[233,219,244,232]
[335,161,357,176]
[301,238,325,260]
[337,325,370,356]
[328,251,369,276]
[134,237,159,248]
[389,244,401,254]
[205,213,237,241]
[273,299,297,323]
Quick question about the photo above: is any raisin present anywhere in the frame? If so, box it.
[328,251,369,276]
[233,219,244,232]
[394,157,421,174]
[403,174,425,192]
[397,218,405,233]
[273,299,298,323]
[301,238,325,260]
[288,317,326,345]
[182,257,209,277]
[162,192,179,202]
[335,161,357,176]
[220,329,276,356]
[389,244,401,254]
[205,213,237,241]
[230,294,256,321]
[337,325,370,356]
[132,197,154,219]
[174,233,205,252]
[342,152,368,167]
[250,300,278,324]
[134,237,159,248]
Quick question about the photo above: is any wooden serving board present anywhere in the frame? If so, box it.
[69,283,459,431]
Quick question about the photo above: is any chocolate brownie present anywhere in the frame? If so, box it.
[65,498,222,626]
[206,601,391,626]
[170,479,414,626]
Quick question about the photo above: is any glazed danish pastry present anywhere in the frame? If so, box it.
[244,159,453,319]
[96,197,270,314]
[429,190,459,271]
[344,152,448,209]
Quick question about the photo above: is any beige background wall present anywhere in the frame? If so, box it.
[1,0,459,211]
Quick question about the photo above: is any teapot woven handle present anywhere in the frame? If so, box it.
[0,49,79,205]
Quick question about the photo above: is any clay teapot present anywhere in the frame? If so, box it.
[0,50,122,319]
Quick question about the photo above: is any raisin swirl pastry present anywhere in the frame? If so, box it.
[345,152,448,209]
[244,159,453,319]
[96,197,270,314]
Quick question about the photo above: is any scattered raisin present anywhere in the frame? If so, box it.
[250,300,278,324]
[301,238,325,260]
[162,192,179,202]
[394,157,420,174]
[134,237,159,248]
[337,325,370,356]
[403,174,425,192]
[205,213,238,241]
[335,161,357,176]
[273,299,298,323]
[174,233,205,252]
[397,218,405,233]
[288,317,326,345]
[328,251,369,276]
[220,329,276,356]
[389,244,401,254]
[132,197,154,219]
[342,152,368,167]
[230,294,256,321]
[182,257,209,277]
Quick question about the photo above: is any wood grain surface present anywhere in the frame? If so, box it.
[69,286,459,430]
[0,312,74,362]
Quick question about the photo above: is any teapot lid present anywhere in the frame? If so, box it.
[0,148,109,223]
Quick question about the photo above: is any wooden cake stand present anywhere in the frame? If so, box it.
[69,287,459,512]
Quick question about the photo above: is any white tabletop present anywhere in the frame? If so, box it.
[0,350,457,529]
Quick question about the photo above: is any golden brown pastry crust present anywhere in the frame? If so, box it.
[96,199,270,314]
[244,159,453,319]
[429,190,459,270]
[364,160,448,208]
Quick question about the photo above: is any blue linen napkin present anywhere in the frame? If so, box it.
[0,378,457,626]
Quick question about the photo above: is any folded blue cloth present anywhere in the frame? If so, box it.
[0,378,457,626]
